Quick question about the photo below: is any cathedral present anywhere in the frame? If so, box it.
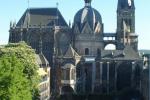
[9,0,144,99]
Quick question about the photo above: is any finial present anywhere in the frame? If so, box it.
[69,20,71,28]
[10,20,12,28]
[56,2,59,8]
[27,0,30,9]
[13,20,16,28]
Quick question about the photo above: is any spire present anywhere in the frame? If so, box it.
[56,2,59,26]
[84,0,92,6]
[10,21,13,28]
[12,20,16,28]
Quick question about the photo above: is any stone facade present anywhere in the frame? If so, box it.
[36,54,51,100]
[140,52,150,100]
[9,0,145,99]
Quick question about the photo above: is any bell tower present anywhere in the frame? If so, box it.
[116,0,138,50]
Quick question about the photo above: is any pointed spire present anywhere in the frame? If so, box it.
[69,20,71,28]
[10,21,13,28]
[84,0,92,6]
[26,8,30,28]
[56,2,59,26]
[12,20,16,28]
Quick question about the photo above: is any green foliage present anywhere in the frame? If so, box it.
[0,42,40,100]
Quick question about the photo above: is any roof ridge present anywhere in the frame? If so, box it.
[28,7,57,10]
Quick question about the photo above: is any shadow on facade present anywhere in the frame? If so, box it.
[58,89,144,100]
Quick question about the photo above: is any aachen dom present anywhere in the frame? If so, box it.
[9,0,146,99]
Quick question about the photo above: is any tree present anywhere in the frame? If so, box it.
[0,42,40,100]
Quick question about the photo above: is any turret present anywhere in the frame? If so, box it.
[117,0,135,33]
[116,0,138,51]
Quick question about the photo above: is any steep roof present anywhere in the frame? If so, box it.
[64,45,80,58]
[100,45,140,60]
[139,50,150,55]
[16,8,68,27]
[36,53,49,67]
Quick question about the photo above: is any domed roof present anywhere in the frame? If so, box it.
[74,0,102,31]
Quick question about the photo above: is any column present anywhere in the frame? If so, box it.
[148,56,150,100]
[81,62,85,93]
[107,62,110,94]
[131,61,135,87]
[114,61,118,92]
[64,68,66,80]
[100,62,103,93]
[70,68,72,81]
[100,62,103,84]
[92,62,96,93]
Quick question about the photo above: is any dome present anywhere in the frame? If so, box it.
[74,0,102,31]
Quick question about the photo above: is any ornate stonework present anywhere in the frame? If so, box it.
[9,0,144,99]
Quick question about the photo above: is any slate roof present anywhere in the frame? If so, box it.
[139,50,150,55]
[17,8,68,27]
[36,53,49,67]
[100,45,140,60]
[74,5,102,31]
[64,45,80,58]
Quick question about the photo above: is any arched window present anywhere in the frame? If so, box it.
[66,68,70,80]
[85,48,89,55]
[97,49,101,55]
[59,33,70,52]
[71,69,76,80]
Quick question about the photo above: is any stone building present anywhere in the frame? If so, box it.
[140,51,150,100]
[9,0,144,99]
[36,53,51,100]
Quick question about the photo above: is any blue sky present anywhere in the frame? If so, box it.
[0,0,150,49]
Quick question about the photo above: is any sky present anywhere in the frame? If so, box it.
[0,0,150,50]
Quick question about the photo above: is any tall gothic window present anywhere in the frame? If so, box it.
[85,48,89,55]
[66,68,70,80]
[97,48,100,55]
